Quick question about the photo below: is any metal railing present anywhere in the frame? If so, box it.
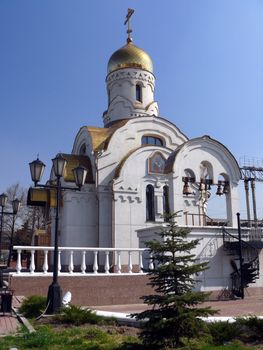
[184,212,229,227]
[222,226,260,297]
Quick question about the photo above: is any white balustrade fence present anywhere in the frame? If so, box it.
[13,246,154,275]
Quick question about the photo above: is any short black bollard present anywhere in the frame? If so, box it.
[1,290,13,314]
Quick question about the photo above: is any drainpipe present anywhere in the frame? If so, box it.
[111,181,116,270]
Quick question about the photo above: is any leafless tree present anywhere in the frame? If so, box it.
[2,183,46,265]
[2,183,26,265]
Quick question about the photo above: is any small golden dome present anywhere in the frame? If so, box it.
[107,41,153,74]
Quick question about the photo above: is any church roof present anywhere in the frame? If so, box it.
[107,41,153,74]
[87,119,129,151]
[61,154,94,183]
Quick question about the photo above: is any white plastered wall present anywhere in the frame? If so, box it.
[168,136,241,227]
[137,226,235,292]
[113,146,170,253]
[58,186,98,267]
[104,68,159,125]
[94,116,187,187]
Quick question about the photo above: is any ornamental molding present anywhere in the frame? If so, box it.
[113,185,142,203]
[115,194,142,203]
[106,70,155,86]
[114,185,138,194]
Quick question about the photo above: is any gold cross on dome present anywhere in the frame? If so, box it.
[124,8,134,43]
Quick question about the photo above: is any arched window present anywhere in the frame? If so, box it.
[184,168,195,181]
[108,89,111,106]
[200,161,213,182]
[142,135,164,147]
[146,185,155,221]
[163,185,170,221]
[79,144,86,155]
[136,84,142,102]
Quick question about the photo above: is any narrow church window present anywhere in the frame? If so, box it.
[136,84,142,102]
[79,143,86,155]
[146,184,155,221]
[142,136,163,146]
[108,89,111,105]
[163,185,170,221]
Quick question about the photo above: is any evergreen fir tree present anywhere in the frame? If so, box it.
[134,213,217,349]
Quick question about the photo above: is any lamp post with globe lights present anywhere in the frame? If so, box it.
[29,153,87,314]
[0,193,21,266]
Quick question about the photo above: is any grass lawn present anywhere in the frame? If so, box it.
[0,324,141,350]
[1,324,263,350]
[5,299,263,350]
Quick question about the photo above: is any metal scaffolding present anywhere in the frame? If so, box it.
[239,157,263,227]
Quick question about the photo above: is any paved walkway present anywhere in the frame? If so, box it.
[0,295,23,336]
[0,315,20,336]
[2,292,263,336]
[92,293,263,318]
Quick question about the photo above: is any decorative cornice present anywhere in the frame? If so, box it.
[106,69,155,86]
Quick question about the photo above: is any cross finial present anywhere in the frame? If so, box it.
[124,8,134,43]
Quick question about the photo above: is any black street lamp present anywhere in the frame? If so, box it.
[29,154,87,314]
[0,193,21,266]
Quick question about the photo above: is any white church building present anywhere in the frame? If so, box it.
[21,13,263,302]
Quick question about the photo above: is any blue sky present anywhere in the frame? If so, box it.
[1,0,263,218]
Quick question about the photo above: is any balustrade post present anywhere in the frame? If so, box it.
[16,249,22,274]
[30,250,35,274]
[116,251,121,274]
[81,251,86,274]
[43,250,48,274]
[128,251,132,273]
[139,251,143,273]
[68,250,74,274]
[105,251,110,274]
[93,251,98,274]
[58,250,61,273]
[184,212,188,226]
[149,253,154,270]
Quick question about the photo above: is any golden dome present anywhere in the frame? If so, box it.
[107,41,153,74]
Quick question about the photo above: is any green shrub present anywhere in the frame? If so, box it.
[18,295,47,318]
[207,321,239,345]
[22,325,56,348]
[236,316,263,342]
[201,339,248,350]
[55,304,116,326]
[179,336,212,350]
